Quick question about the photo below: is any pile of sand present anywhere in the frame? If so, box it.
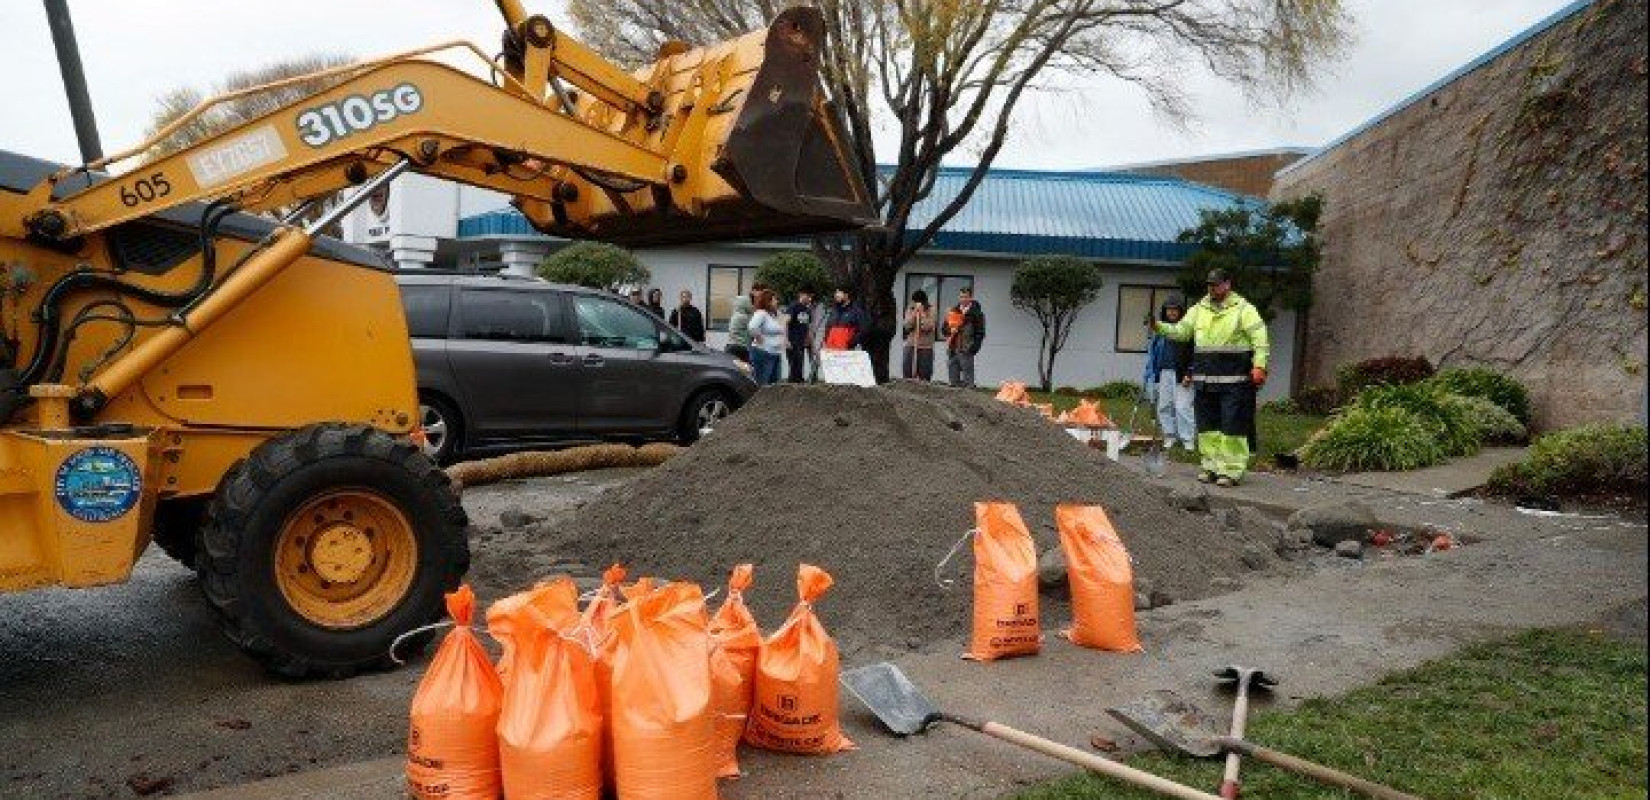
[547,383,1276,659]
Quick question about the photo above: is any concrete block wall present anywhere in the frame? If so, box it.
[1273,0,1648,429]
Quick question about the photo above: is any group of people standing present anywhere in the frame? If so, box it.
[714,283,871,386]
[898,287,985,387]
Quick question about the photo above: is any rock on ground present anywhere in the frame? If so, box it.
[1291,500,1379,547]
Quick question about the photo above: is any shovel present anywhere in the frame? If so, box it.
[1122,394,1168,478]
[841,663,1221,800]
[1108,690,1426,800]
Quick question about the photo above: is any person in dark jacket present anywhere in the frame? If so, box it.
[644,287,667,319]
[821,285,868,351]
[939,286,985,388]
[1142,295,1197,451]
[668,290,706,343]
[784,289,819,383]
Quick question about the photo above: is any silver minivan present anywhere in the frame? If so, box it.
[396,272,757,462]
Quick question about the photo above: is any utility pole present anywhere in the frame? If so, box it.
[43,0,103,162]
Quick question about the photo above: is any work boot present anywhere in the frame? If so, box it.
[1197,470,1216,484]
[1215,475,1238,488]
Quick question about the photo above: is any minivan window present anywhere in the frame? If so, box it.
[573,295,660,350]
[400,285,450,338]
[457,288,568,343]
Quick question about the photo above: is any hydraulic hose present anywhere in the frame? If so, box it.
[19,199,234,386]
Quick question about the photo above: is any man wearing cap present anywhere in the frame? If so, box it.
[1152,269,1270,486]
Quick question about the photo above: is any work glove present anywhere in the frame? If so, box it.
[1250,367,1268,387]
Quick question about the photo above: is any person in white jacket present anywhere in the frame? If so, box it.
[746,289,787,385]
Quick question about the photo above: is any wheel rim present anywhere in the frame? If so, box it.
[696,396,732,430]
[419,403,447,457]
[273,489,419,630]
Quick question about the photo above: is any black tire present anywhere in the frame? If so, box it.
[678,387,736,443]
[418,393,463,465]
[196,424,470,679]
[150,497,206,567]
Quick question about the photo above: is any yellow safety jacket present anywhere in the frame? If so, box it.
[1154,292,1270,384]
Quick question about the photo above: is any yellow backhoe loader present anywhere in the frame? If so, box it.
[0,1,872,677]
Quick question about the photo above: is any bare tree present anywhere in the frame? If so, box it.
[144,54,354,156]
[143,55,354,233]
[569,0,1351,381]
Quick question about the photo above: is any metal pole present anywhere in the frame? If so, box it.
[43,0,103,163]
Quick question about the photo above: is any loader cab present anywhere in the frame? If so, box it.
[393,271,755,463]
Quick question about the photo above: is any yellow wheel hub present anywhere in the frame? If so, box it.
[274,490,418,630]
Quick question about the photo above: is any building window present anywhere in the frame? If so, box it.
[1116,284,1180,353]
[904,273,974,314]
[706,265,759,331]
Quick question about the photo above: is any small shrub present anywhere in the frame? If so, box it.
[1428,367,1532,424]
[1439,393,1528,444]
[1489,424,1648,496]
[1336,355,1435,398]
[1261,397,1302,415]
[1299,406,1449,472]
[1052,386,1083,397]
[537,242,649,292]
[1293,385,1344,416]
[1356,383,1480,457]
[1091,380,1143,401]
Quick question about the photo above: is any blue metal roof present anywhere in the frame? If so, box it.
[1279,0,1596,177]
[457,166,1258,263]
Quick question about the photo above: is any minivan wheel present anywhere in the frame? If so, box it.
[679,388,734,443]
[418,395,461,464]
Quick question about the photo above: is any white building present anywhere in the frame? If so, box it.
[342,167,1297,398]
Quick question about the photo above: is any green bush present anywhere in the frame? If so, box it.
[1336,355,1435,398]
[1439,393,1528,444]
[1488,424,1648,496]
[1428,367,1532,424]
[1090,380,1143,401]
[1052,386,1084,397]
[1356,383,1480,457]
[754,250,833,300]
[1299,406,1449,472]
[537,242,649,292]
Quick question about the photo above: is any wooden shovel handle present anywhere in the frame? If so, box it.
[975,720,1222,800]
[1216,738,1426,800]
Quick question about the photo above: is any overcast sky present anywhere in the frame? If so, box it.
[0,0,1577,170]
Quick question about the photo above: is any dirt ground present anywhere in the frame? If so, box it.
[1,463,1644,799]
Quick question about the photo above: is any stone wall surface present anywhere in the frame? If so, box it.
[1274,0,1648,429]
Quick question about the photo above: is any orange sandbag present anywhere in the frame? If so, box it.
[965,503,1041,661]
[994,381,1029,403]
[608,581,719,799]
[1056,504,1144,653]
[1067,400,1109,427]
[745,565,854,755]
[490,580,604,800]
[407,585,503,800]
[709,565,761,778]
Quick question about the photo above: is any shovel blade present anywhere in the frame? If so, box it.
[1107,690,1225,758]
[840,662,941,737]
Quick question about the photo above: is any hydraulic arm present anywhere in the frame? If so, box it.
[1,2,872,419]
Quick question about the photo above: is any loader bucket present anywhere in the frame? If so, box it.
[532,7,877,247]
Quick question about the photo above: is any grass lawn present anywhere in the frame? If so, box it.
[1013,629,1648,800]
[1025,391,1327,468]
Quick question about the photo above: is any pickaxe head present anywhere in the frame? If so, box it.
[1214,665,1278,692]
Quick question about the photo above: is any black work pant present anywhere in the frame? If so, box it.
[1193,381,1257,439]
[786,346,807,383]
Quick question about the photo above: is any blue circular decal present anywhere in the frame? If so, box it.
[54,447,142,523]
